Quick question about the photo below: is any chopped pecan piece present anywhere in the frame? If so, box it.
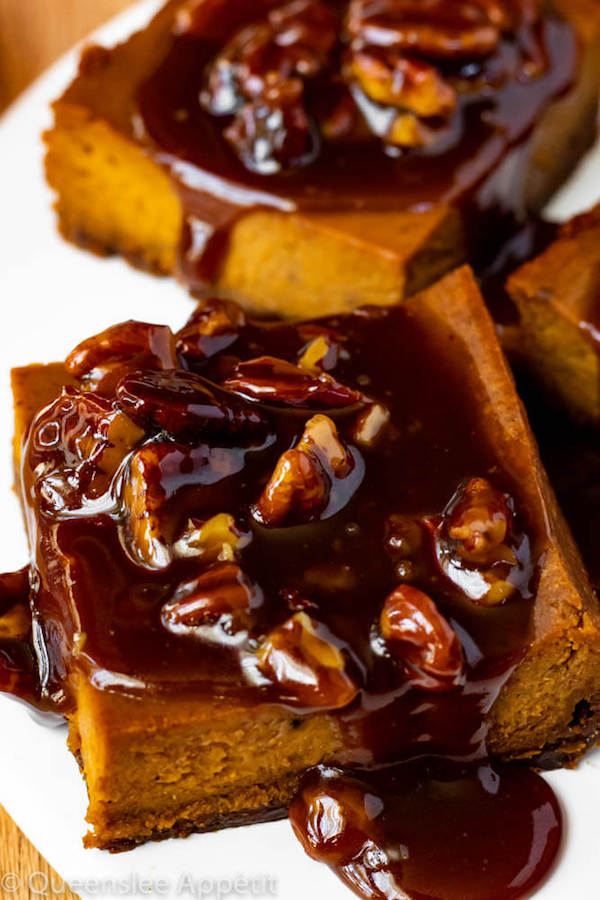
[257,612,359,708]
[348,50,456,117]
[161,563,258,641]
[224,355,363,408]
[66,321,177,394]
[380,585,464,691]
[173,513,251,562]
[28,388,144,513]
[116,369,266,439]
[352,403,390,448]
[176,298,246,363]
[298,333,340,374]
[434,477,524,606]
[446,476,513,564]
[254,414,357,526]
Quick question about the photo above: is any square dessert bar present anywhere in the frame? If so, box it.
[45,0,600,317]
[507,204,600,424]
[9,266,600,851]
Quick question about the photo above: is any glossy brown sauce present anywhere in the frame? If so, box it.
[0,567,39,708]
[1,297,566,898]
[134,0,577,289]
[290,761,562,900]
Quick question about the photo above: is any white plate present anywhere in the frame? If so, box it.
[1,4,600,898]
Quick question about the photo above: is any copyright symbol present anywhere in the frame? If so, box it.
[1,873,20,894]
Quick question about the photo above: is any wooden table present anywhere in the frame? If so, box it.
[0,4,135,893]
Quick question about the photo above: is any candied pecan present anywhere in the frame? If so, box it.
[161,562,258,640]
[298,334,340,374]
[204,0,338,115]
[446,477,513,564]
[224,76,316,174]
[254,414,357,526]
[345,0,544,148]
[255,446,328,527]
[352,402,390,448]
[203,1,338,171]
[290,770,380,866]
[257,612,359,708]
[119,438,251,570]
[223,355,363,408]
[28,387,144,513]
[434,477,522,606]
[172,513,251,562]
[176,298,246,363]
[380,585,464,691]
[348,50,456,117]
[347,0,503,58]
[66,321,177,394]
[116,369,266,439]
[120,441,172,571]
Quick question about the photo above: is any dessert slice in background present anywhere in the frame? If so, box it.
[5,266,600,854]
[45,0,600,317]
[508,204,600,424]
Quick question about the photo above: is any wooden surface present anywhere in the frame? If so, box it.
[0,0,135,112]
[0,805,79,899]
[0,5,135,893]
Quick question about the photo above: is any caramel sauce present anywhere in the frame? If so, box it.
[291,761,562,900]
[0,567,39,708]
[134,0,577,289]
[1,298,565,898]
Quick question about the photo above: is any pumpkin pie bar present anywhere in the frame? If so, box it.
[507,204,600,424]
[4,266,600,851]
[45,0,600,317]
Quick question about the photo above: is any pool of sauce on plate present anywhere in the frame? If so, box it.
[1,300,566,899]
[134,0,577,290]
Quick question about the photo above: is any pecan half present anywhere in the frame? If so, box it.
[254,414,357,526]
[161,562,258,641]
[28,388,144,513]
[119,439,252,570]
[66,321,177,394]
[224,76,316,174]
[290,770,380,867]
[346,0,545,148]
[348,49,456,117]
[380,585,464,691]
[257,612,359,708]
[120,441,172,571]
[116,369,266,439]
[203,0,338,171]
[176,298,246,364]
[223,356,363,408]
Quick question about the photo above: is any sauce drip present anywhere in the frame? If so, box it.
[291,761,562,900]
[0,567,39,707]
